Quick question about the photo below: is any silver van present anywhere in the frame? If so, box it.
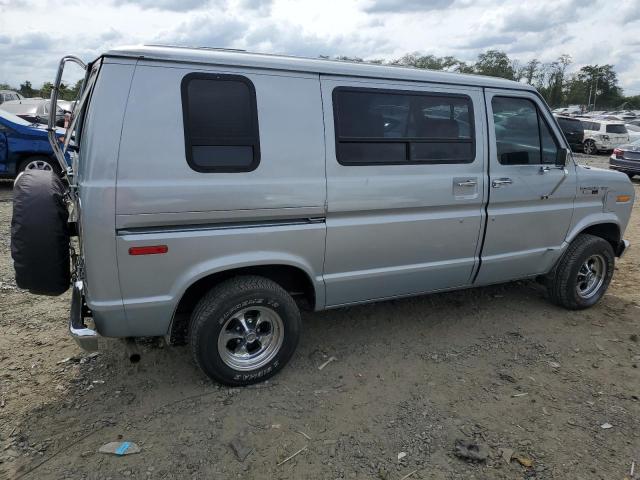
[11,45,634,385]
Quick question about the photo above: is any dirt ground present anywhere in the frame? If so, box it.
[0,154,638,480]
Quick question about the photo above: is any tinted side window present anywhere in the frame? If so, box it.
[181,73,260,172]
[606,124,627,134]
[557,117,582,132]
[333,88,475,165]
[492,96,558,165]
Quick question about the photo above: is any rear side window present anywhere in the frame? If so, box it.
[557,117,583,132]
[181,73,260,172]
[606,124,627,134]
[491,96,558,165]
[333,87,475,165]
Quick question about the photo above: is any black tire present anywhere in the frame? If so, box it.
[583,139,596,155]
[18,156,60,174]
[11,170,70,295]
[627,172,636,179]
[547,234,614,310]
[189,276,301,386]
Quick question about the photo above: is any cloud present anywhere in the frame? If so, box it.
[156,14,247,47]
[157,12,389,60]
[459,34,517,50]
[111,0,214,11]
[363,0,455,13]
[498,0,597,34]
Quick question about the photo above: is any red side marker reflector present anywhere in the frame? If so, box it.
[128,245,168,256]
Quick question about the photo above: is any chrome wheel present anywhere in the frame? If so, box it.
[217,306,284,371]
[576,254,606,299]
[24,159,53,171]
[583,140,596,155]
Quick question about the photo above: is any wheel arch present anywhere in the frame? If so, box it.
[168,263,318,344]
[566,217,621,253]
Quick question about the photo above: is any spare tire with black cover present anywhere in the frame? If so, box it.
[11,169,71,295]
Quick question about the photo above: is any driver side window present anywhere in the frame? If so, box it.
[492,96,558,165]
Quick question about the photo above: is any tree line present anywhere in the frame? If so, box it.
[328,50,638,110]
[0,79,83,101]
[2,49,638,109]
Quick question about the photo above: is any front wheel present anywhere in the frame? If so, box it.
[583,139,597,155]
[547,234,614,309]
[189,276,301,386]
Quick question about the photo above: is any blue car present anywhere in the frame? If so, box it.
[0,108,69,178]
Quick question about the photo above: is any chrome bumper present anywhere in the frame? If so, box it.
[70,280,99,351]
[616,239,630,258]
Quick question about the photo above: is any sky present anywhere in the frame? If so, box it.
[1,0,640,97]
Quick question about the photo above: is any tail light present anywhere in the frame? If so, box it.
[613,148,623,159]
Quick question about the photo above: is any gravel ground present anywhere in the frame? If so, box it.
[0,153,639,480]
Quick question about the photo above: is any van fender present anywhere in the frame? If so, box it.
[170,251,325,310]
[564,212,621,246]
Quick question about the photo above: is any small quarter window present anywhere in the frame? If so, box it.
[181,73,260,172]
[333,87,475,165]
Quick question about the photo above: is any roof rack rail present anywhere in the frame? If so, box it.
[144,44,247,53]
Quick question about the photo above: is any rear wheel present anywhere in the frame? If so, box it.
[547,234,614,310]
[189,276,301,386]
[583,139,597,155]
[19,156,59,174]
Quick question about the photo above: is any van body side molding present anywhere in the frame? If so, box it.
[116,217,327,236]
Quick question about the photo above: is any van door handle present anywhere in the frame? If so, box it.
[492,178,513,187]
[456,179,477,187]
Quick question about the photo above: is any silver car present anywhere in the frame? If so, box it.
[12,46,634,386]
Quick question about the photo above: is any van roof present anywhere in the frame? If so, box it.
[105,44,534,91]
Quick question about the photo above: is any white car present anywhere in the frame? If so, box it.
[626,124,640,143]
[580,119,630,154]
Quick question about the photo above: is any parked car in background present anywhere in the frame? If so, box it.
[1,98,66,127]
[581,119,629,154]
[627,119,640,128]
[0,90,23,104]
[625,123,640,143]
[0,108,69,178]
[554,115,584,151]
[610,138,640,179]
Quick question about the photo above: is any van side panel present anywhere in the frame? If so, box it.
[114,63,327,335]
[320,77,487,306]
[78,60,136,336]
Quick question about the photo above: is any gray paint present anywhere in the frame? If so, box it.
[72,47,634,340]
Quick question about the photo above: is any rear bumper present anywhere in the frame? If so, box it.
[616,239,630,258]
[609,158,640,173]
[70,280,99,351]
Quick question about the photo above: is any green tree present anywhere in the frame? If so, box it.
[565,64,622,109]
[19,80,36,97]
[537,55,571,107]
[40,82,54,99]
[521,59,541,86]
[390,53,473,74]
[473,50,515,80]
